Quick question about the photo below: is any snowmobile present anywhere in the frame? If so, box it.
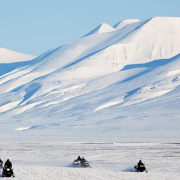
[73,158,91,168]
[134,164,148,173]
[81,159,91,168]
[2,167,15,177]
[73,159,81,166]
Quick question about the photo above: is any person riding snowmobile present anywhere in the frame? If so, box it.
[81,157,86,164]
[77,156,81,161]
[80,157,91,167]
[3,159,15,177]
[4,159,12,168]
[137,160,146,172]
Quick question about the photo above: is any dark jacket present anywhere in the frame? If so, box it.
[137,161,145,170]
[77,156,81,161]
[4,160,12,168]
[81,158,86,163]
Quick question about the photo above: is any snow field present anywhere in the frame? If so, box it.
[0,167,178,180]
[0,142,179,179]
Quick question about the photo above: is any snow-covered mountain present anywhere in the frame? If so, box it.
[83,23,115,37]
[0,48,36,77]
[0,48,36,63]
[0,17,180,141]
[113,19,140,29]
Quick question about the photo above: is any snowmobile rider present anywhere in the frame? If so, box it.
[77,156,81,161]
[137,160,145,171]
[81,157,86,164]
[0,158,3,166]
[4,159,12,169]
[3,159,15,177]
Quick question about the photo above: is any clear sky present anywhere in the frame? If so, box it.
[0,0,180,56]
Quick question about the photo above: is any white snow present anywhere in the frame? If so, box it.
[83,23,115,37]
[167,70,180,77]
[0,47,36,63]
[0,101,20,113]
[15,127,31,131]
[95,101,122,111]
[0,142,179,179]
[0,17,180,142]
[113,19,140,29]
[1,16,180,180]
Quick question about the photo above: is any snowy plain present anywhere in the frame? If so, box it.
[0,142,180,179]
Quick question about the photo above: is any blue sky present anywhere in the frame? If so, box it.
[0,0,180,56]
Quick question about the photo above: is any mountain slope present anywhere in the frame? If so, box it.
[83,23,115,37]
[0,48,36,63]
[0,17,180,141]
[113,19,140,29]
[0,48,36,78]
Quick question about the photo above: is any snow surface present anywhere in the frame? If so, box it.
[113,19,140,29]
[15,127,31,131]
[95,101,122,111]
[0,48,36,63]
[1,17,180,179]
[83,23,115,37]
[0,17,180,142]
[0,142,179,179]
[0,48,36,78]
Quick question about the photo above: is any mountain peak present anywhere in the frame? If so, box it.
[114,19,140,29]
[0,47,36,63]
[83,23,115,37]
